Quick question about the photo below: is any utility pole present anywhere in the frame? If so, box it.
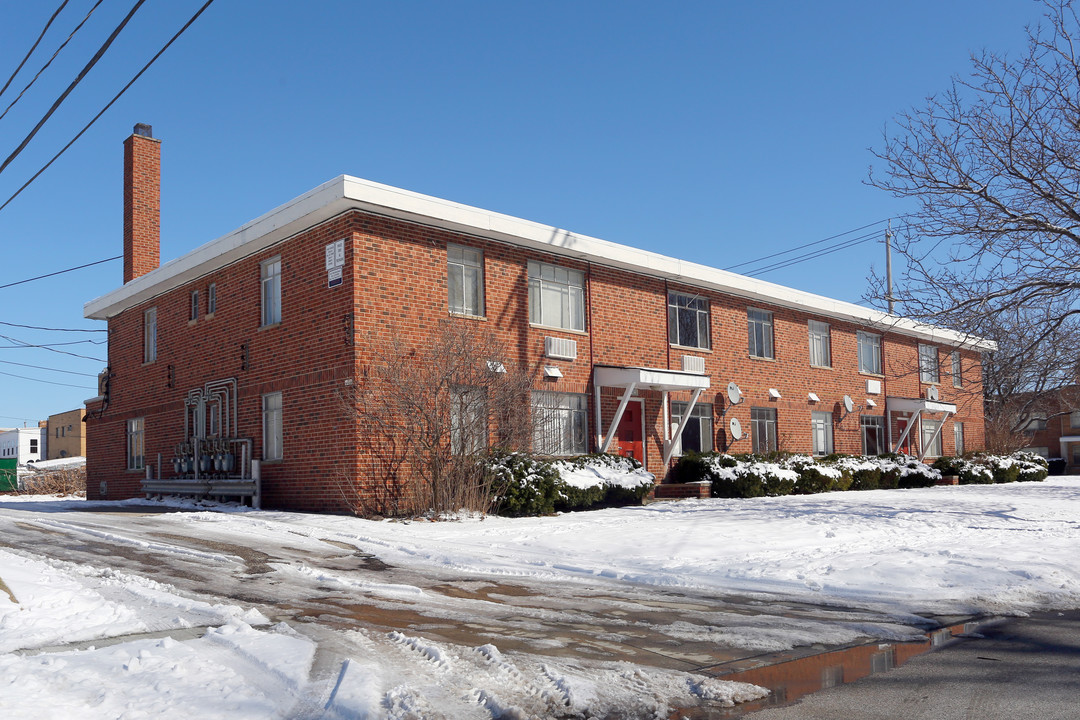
[885,220,895,314]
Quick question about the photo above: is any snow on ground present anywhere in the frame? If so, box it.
[2,478,1080,717]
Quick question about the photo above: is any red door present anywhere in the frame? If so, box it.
[897,419,912,455]
[613,402,644,462]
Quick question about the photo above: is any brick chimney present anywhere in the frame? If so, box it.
[123,123,160,283]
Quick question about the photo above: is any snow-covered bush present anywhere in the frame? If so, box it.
[488,452,654,516]
[871,454,940,488]
[487,452,560,517]
[782,455,843,494]
[1013,451,1050,482]
[825,455,882,490]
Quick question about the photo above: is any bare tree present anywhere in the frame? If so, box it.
[340,320,536,517]
[867,0,1080,446]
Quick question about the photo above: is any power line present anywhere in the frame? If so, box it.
[0,359,98,377]
[725,219,889,273]
[0,320,104,333]
[0,0,149,179]
[0,336,105,348]
[0,0,71,99]
[0,0,106,124]
[0,369,93,389]
[744,231,881,278]
[0,0,218,215]
[0,255,120,290]
[0,334,103,362]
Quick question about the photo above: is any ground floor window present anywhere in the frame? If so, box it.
[262,392,283,461]
[532,391,587,456]
[921,418,943,458]
[810,411,834,456]
[671,402,713,455]
[953,422,965,456]
[750,407,777,454]
[451,386,488,455]
[861,415,885,456]
[127,418,145,470]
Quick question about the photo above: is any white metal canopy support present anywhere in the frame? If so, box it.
[599,382,638,454]
[662,386,704,467]
[892,410,922,455]
[917,410,954,462]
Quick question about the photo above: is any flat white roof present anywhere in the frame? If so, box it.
[84,175,996,350]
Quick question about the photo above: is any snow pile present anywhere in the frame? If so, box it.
[25,456,86,471]
[552,454,655,490]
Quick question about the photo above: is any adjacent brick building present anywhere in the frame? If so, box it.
[83,126,993,511]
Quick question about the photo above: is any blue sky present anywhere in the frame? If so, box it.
[0,0,1043,427]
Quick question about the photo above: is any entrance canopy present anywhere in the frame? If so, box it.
[593,365,711,466]
[886,396,957,461]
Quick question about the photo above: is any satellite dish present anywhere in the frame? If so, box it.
[727,381,743,405]
[729,417,743,440]
[843,395,854,413]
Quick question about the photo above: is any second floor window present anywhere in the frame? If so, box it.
[447,244,484,317]
[808,320,831,367]
[261,257,281,327]
[528,260,585,331]
[919,344,939,384]
[190,290,199,321]
[748,308,774,359]
[207,283,217,315]
[857,331,882,375]
[143,307,157,363]
[952,351,962,387]
[668,292,710,349]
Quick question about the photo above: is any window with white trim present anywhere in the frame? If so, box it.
[532,391,587,456]
[447,244,484,317]
[671,402,713,455]
[811,410,834,456]
[751,407,777,454]
[190,290,199,321]
[127,418,145,470]
[954,422,965,456]
[207,283,217,315]
[748,308,774,359]
[951,351,962,388]
[528,261,585,331]
[261,257,282,327]
[861,415,885,456]
[857,331,882,375]
[668,292,710,349]
[921,418,943,457]
[143,307,157,363]
[808,320,831,367]
[451,386,488,455]
[919,344,939,384]
[262,392,283,461]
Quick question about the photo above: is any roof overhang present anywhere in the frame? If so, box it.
[887,396,958,415]
[82,175,996,350]
[594,365,711,393]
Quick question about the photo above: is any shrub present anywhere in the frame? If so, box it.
[958,458,994,484]
[932,456,963,476]
[828,456,881,491]
[783,455,840,494]
[1011,451,1049,482]
[872,454,939,489]
[552,453,655,511]
[487,452,560,517]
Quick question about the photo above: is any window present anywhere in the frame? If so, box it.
[748,308,774,359]
[808,320,831,367]
[750,407,777,454]
[450,387,488,455]
[921,418,943,458]
[447,244,485,317]
[861,415,885,456]
[190,290,199,321]
[143,307,157,363]
[668,292,710,349]
[671,402,713,455]
[207,283,217,315]
[1028,446,1049,458]
[951,351,962,388]
[528,261,585,331]
[127,418,145,470]
[262,392,283,461]
[811,411,834,456]
[261,257,282,327]
[532,391,587,456]
[954,422,965,456]
[857,331,882,374]
[1071,411,1080,430]
[919,344,939,384]
[1022,416,1046,435]
[29,438,38,454]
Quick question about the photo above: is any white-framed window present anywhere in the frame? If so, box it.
[811,410,834,456]
[748,308,774,359]
[1071,411,1080,430]
[857,331,882,375]
[750,407,777,454]
[262,392,283,461]
[921,418,943,458]
[671,402,713,455]
[532,391,587,456]
[261,257,282,327]
[450,386,488,455]
[951,351,962,388]
[447,244,484,317]
[919,344,939,384]
[29,438,38,454]
[143,307,157,363]
[861,415,885,456]
[808,320,831,367]
[1022,416,1046,435]
[207,283,217,315]
[1028,446,1049,458]
[190,290,199,321]
[953,422,965,456]
[528,261,585,331]
[127,418,145,470]
[668,292,710,349]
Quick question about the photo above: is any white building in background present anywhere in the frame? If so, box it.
[0,427,46,464]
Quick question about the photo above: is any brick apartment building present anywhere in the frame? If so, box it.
[83,125,993,511]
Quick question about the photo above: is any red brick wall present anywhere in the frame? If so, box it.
[123,133,160,283]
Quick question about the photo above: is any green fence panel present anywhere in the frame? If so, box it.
[0,458,16,492]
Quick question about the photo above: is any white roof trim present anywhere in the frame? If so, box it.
[82,175,997,350]
[594,365,711,392]
[887,397,958,415]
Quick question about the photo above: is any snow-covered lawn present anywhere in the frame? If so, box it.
[2,478,1080,718]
